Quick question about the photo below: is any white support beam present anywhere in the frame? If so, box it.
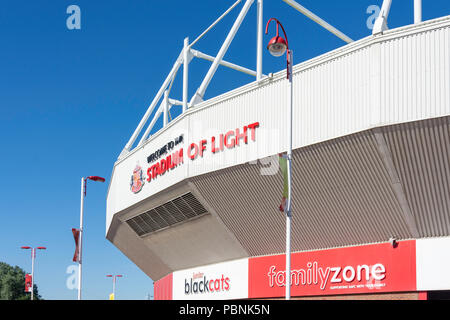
[191,49,258,77]
[256,0,263,80]
[163,90,169,128]
[137,103,164,147]
[189,0,243,49]
[414,0,422,24]
[121,52,183,156]
[169,98,184,106]
[189,0,255,107]
[282,0,353,43]
[373,0,392,35]
[183,37,189,113]
[139,93,183,146]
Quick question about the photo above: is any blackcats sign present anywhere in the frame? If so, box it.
[184,272,231,295]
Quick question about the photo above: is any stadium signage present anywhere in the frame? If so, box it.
[186,122,260,160]
[146,135,184,164]
[171,258,249,300]
[160,241,422,300]
[248,241,416,298]
[184,272,231,295]
[266,262,386,291]
[134,122,260,188]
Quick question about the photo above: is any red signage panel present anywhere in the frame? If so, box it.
[248,241,416,298]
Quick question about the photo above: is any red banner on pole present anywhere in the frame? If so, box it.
[25,274,32,293]
[72,228,80,262]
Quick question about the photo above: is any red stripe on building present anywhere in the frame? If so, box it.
[154,273,173,300]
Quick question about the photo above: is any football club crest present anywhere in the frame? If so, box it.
[130,163,145,193]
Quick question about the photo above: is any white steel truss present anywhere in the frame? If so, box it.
[373,0,422,34]
[118,0,423,159]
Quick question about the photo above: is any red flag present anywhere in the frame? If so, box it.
[72,228,80,262]
[25,274,32,293]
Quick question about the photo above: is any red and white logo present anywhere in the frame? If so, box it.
[130,163,145,193]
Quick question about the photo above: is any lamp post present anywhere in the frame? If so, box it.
[21,246,46,300]
[265,17,293,300]
[77,175,105,300]
[106,274,123,300]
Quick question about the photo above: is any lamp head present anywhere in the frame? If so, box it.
[87,176,105,182]
[267,36,287,57]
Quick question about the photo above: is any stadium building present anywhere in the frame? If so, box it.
[106,0,450,300]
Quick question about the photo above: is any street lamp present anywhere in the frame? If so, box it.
[75,175,105,300]
[21,246,46,300]
[265,17,293,300]
[106,274,123,300]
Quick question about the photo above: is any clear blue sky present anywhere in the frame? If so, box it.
[1,0,449,300]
